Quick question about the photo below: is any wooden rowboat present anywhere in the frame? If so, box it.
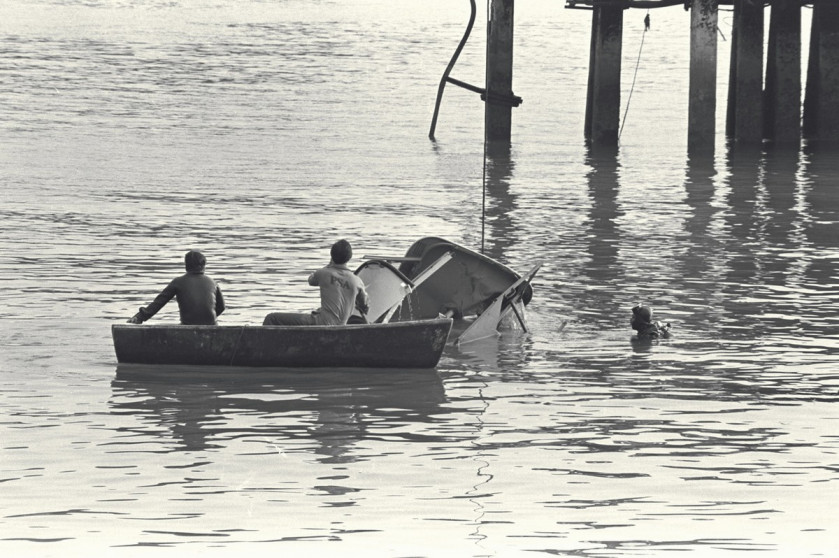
[111,318,453,369]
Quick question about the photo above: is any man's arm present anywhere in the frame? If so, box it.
[129,280,177,323]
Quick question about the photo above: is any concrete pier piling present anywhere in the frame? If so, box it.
[764,0,801,144]
[469,1,839,151]
[485,0,517,142]
[688,0,719,154]
[803,1,839,144]
[585,1,623,146]
[727,0,764,145]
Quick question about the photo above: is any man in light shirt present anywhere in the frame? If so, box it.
[263,239,369,326]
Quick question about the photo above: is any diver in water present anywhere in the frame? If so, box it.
[631,304,671,340]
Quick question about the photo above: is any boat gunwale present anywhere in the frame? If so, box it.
[111,317,451,333]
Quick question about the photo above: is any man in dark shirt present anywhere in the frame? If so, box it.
[128,250,225,325]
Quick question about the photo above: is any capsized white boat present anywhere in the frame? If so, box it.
[356,237,540,344]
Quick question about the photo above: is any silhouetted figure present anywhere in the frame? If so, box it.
[128,250,225,325]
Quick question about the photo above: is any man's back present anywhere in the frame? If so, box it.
[128,250,225,326]
[173,272,224,325]
[310,263,367,325]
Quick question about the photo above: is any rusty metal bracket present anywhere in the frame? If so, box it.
[429,0,524,139]
[429,0,477,140]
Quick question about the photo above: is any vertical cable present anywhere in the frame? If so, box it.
[481,0,491,255]
[619,10,649,141]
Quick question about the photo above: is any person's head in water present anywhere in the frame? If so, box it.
[184,250,206,273]
[330,239,352,265]
[630,303,671,339]
[631,304,653,332]
[632,304,652,323]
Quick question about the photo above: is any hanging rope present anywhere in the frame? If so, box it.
[619,11,649,141]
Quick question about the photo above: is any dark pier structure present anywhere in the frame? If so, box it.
[431,0,837,152]
[569,0,839,152]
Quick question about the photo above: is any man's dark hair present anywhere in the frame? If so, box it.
[185,250,206,272]
[330,239,352,265]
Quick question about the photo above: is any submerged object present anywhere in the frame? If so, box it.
[112,318,453,369]
[359,237,540,344]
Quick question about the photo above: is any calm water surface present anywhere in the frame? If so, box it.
[1,1,838,556]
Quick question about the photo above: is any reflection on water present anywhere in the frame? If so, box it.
[678,155,721,332]
[803,148,839,311]
[483,142,518,262]
[582,145,625,329]
[111,366,446,458]
[714,148,839,346]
